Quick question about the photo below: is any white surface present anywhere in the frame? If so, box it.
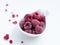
[0,0,60,45]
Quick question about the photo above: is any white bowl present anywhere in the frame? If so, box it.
[18,10,46,37]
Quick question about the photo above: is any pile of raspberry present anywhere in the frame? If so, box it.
[19,12,46,34]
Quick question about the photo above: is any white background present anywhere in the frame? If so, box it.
[0,0,60,45]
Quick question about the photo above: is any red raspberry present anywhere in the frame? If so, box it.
[12,14,15,18]
[39,15,46,22]
[9,40,13,44]
[31,19,40,27]
[12,21,17,24]
[4,34,9,40]
[24,14,32,21]
[35,25,43,34]
[16,14,19,17]
[24,21,32,30]
[33,12,40,19]
[19,20,25,29]
[25,29,32,34]
[39,21,45,27]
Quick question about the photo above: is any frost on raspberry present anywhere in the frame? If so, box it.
[39,15,46,22]
[24,14,32,22]
[4,34,9,40]
[35,25,43,34]
[19,20,25,29]
[31,19,40,27]
[39,21,45,27]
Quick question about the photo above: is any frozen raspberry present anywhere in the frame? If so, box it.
[25,29,32,34]
[39,15,46,22]
[21,41,24,44]
[4,34,9,40]
[39,21,45,27]
[12,14,15,18]
[5,9,7,12]
[12,21,17,24]
[32,12,40,19]
[24,14,32,21]
[31,19,40,27]
[8,19,11,22]
[24,21,32,30]
[6,4,8,6]
[19,20,25,29]
[35,25,43,34]
[16,14,19,17]
[9,40,13,44]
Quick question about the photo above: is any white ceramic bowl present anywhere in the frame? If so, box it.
[18,10,46,37]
